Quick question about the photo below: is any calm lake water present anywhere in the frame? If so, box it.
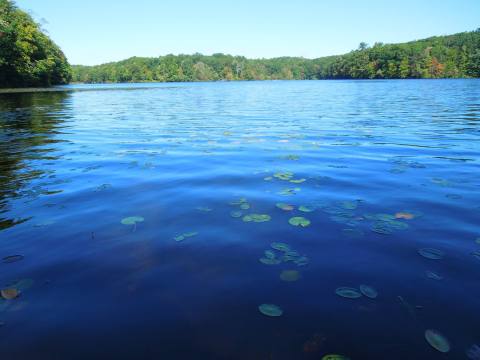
[0,80,479,359]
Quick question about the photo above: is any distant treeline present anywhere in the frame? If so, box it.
[72,30,480,83]
[0,0,71,87]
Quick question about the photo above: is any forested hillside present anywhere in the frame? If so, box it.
[0,0,71,87]
[72,29,480,83]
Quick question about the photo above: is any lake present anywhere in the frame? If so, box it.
[0,80,479,359]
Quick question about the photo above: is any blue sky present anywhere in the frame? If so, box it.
[16,0,480,66]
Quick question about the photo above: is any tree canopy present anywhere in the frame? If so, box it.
[0,0,71,87]
[72,30,480,83]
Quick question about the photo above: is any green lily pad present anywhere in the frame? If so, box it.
[274,171,294,181]
[264,250,276,259]
[280,270,300,282]
[299,205,315,213]
[289,178,306,184]
[259,258,281,265]
[322,355,350,360]
[425,271,443,280]
[294,256,309,266]
[289,217,310,227]
[2,255,24,264]
[240,203,250,210]
[174,232,198,242]
[335,287,362,299]
[276,203,294,211]
[425,329,450,353]
[340,200,359,210]
[271,242,290,252]
[359,284,378,299]
[279,187,301,196]
[418,248,444,260]
[258,303,283,317]
[121,216,144,225]
[243,214,271,223]
[230,210,243,218]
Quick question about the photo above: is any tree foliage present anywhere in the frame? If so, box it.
[72,30,480,83]
[0,0,71,87]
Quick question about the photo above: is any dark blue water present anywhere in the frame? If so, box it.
[0,80,479,359]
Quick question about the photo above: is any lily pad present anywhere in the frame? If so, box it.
[2,255,24,264]
[335,287,362,299]
[274,171,294,181]
[271,242,290,252]
[425,329,450,353]
[276,203,294,211]
[359,285,378,299]
[322,355,350,360]
[259,258,281,265]
[289,178,306,184]
[289,217,310,227]
[243,214,271,223]
[258,303,283,317]
[395,212,415,220]
[340,200,359,210]
[299,205,315,213]
[1,288,19,300]
[280,270,300,282]
[174,231,198,242]
[418,248,444,260]
[230,210,243,218]
[240,203,250,210]
[121,216,144,225]
[425,271,443,280]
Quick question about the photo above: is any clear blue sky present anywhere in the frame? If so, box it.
[16,0,480,66]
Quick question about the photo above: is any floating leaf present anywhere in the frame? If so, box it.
[395,212,415,220]
[425,271,443,280]
[174,235,185,242]
[335,287,362,299]
[264,250,276,259]
[279,187,301,196]
[274,171,294,181]
[243,214,271,223]
[322,355,351,360]
[196,206,212,212]
[174,231,198,242]
[299,205,315,213]
[294,256,309,266]
[359,285,378,299]
[276,203,294,211]
[240,203,250,210]
[258,303,283,317]
[121,216,144,225]
[425,329,450,353]
[1,288,19,300]
[271,242,290,252]
[289,217,310,227]
[230,210,243,218]
[418,248,444,260]
[340,200,358,210]
[3,255,24,264]
[264,176,273,181]
[259,258,281,265]
[289,178,306,184]
[280,270,300,282]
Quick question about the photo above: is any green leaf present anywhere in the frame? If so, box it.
[289,217,310,227]
[258,304,283,317]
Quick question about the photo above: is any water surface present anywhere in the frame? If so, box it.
[1,80,479,359]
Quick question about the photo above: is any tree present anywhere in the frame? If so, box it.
[0,0,71,87]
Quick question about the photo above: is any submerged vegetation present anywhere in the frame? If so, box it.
[0,0,71,87]
[72,29,480,83]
